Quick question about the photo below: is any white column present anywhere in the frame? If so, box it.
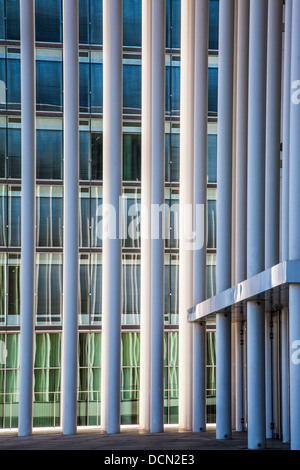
[18,0,36,437]
[192,0,208,433]
[101,0,123,434]
[247,0,268,450]
[281,307,289,443]
[61,0,79,436]
[281,0,292,263]
[235,322,245,431]
[265,0,282,269]
[151,0,165,433]
[265,312,273,438]
[247,301,266,449]
[289,0,300,451]
[234,0,249,433]
[216,0,234,440]
[179,0,195,431]
[140,0,152,432]
[140,0,165,434]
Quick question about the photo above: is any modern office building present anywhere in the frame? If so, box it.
[0,0,298,452]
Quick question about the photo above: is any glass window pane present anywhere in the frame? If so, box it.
[90,254,102,324]
[208,134,217,183]
[123,134,141,182]
[207,264,216,298]
[91,133,103,180]
[209,0,219,50]
[0,186,6,246]
[36,60,63,112]
[80,190,90,248]
[79,0,89,44]
[166,0,181,49]
[79,256,90,324]
[90,189,102,247]
[207,200,216,249]
[36,187,63,247]
[123,0,141,47]
[122,255,140,325]
[6,0,20,41]
[36,253,62,324]
[79,62,90,113]
[0,0,5,39]
[80,131,90,180]
[7,128,21,179]
[208,67,218,117]
[7,256,20,323]
[91,63,103,113]
[35,0,62,43]
[7,59,21,110]
[123,64,141,115]
[36,130,62,180]
[90,0,103,45]
[0,58,6,111]
[0,128,5,177]
[7,187,21,247]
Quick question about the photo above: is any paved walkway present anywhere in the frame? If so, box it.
[0,428,290,451]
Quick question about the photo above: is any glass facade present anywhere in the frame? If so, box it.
[0,0,218,428]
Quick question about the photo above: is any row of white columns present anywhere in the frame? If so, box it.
[216,0,300,451]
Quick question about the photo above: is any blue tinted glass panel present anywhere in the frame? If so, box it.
[166,0,181,49]
[165,65,180,115]
[207,200,216,249]
[91,133,102,180]
[80,62,90,113]
[0,192,6,246]
[7,59,21,110]
[0,1,5,39]
[209,0,219,50]
[6,0,20,40]
[207,134,217,183]
[123,0,141,47]
[0,58,6,110]
[8,192,21,247]
[91,63,103,113]
[37,196,63,247]
[36,61,63,112]
[207,264,216,298]
[123,134,141,181]
[36,257,62,322]
[7,128,21,179]
[123,64,141,115]
[80,197,90,247]
[79,0,89,44]
[80,131,90,180]
[35,0,62,43]
[90,0,103,45]
[0,128,5,177]
[165,133,179,182]
[36,130,62,180]
[208,67,218,117]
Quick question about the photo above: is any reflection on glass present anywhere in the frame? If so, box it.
[122,254,140,325]
[36,186,63,247]
[7,254,20,326]
[36,253,62,325]
[121,332,140,425]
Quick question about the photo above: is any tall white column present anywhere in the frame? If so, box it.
[281,0,292,263]
[140,0,165,433]
[247,0,268,450]
[216,0,234,440]
[61,0,79,436]
[289,0,300,451]
[192,0,208,433]
[235,322,245,431]
[265,0,282,269]
[179,0,195,431]
[265,312,273,438]
[280,2,292,441]
[281,307,289,443]
[234,0,249,433]
[101,0,123,434]
[18,0,36,437]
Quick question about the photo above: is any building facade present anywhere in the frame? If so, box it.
[0,0,219,433]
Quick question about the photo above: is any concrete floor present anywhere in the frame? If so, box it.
[0,427,290,451]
